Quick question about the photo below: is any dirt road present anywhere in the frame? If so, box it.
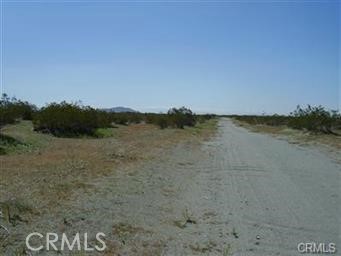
[13,118,340,255]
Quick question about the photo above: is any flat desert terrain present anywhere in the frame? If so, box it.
[0,118,340,255]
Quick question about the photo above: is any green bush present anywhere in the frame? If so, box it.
[0,94,36,127]
[233,105,340,134]
[144,113,166,128]
[156,116,169,129]
[288,105,340,134]
[144,107,199,129]
[233,114,289,126]
[0,134,25,155]
[109,112,143,125]
[197,114,216,123]
[167,107,196,129]
[33,102,112,137]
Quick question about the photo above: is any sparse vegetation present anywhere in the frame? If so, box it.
[33,101,112,137]
[232,114,289,127]
[167,107,196,129]
[0,94,37,153]
[0,134,25,155]
[288,105,340,134]
[1,95,215,140]
[0,116,217,252]
[146,107,215,129]
[0,199,35,227]
[33,103,211,136]
[110,112,143,125]
[233,105,340,135]
[0,94,36,128]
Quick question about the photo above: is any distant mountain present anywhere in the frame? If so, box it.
[102,107,138,113]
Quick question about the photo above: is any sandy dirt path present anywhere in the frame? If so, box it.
[20,118,340,255]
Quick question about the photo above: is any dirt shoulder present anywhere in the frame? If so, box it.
[232,119,341,162]
[0,119,217,254]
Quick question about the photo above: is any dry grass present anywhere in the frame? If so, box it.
[0,119,217,221]
[105,223,164,256]
[234,119,341,151]
[0,119,217,254]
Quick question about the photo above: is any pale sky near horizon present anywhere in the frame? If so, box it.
[1,1,340,114]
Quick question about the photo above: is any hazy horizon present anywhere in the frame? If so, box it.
[1,1,340,115]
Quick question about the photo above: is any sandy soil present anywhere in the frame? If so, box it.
[1,118,340,255]
[233,119,341,163]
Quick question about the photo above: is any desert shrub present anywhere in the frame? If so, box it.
[127,113,143,124]
[233,105,340,135]
[33,102,112,137]
[167,107,196,129]
[145,113,156,124]
[197,114,216,123]
[234,114,290,126]
[0,134,25,155]
[0,94,35,152]
[155,115,169,129]
[110,112,143,125]
[144,108,197,129]
[144,113,168,128]
[288,105,340,134]
[0,94,36,127]
[111,113,129,125]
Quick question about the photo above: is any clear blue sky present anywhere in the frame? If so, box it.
[2,1,340,114]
